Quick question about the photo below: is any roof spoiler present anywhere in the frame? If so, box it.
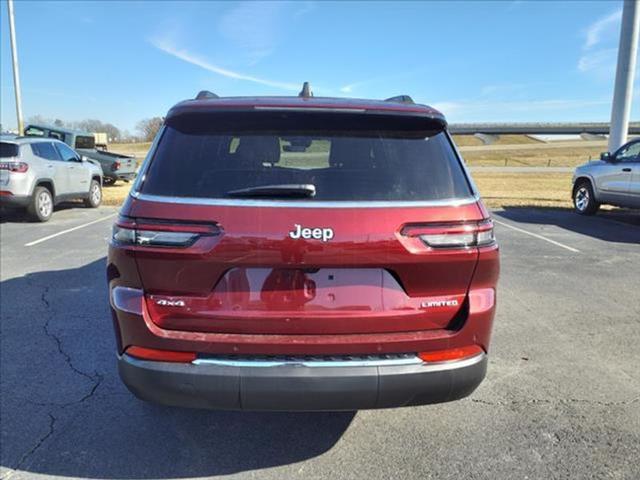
[195,90,219,100]
[384,95,415,104]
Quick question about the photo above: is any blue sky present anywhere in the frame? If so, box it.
[1,0,637,134]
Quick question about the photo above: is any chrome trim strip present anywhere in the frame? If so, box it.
[129,192,480,208]
[193,355,423,368]
[192,353,485,370]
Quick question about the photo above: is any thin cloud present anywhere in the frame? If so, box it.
[218,2,283,65]
[339,82,363,94]
[578,47,617,73]
[149,37,299,91]
[578,9,622,79]
[584,9,621,49]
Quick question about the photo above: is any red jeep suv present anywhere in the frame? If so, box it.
[108,87,499,411]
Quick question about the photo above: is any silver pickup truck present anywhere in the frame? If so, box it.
[572,138,640,214]
[24,124,137,185]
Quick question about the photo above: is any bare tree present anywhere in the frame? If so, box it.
[136,117,164,142]
[74,119,121,141]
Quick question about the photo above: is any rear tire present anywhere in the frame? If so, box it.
[84,179,102,208]
[28,186,54,222]
[573,180,599,215]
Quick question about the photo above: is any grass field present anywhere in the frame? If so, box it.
[103,136,583,209]
[451,134,542,147]
[101,172,574,209]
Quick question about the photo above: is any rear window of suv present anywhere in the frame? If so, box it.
[140,112,473,202]
[0,142,19,158]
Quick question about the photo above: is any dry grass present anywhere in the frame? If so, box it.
[102,172,575,210]
[109,142,152,160]
[103,182,133,206]
[452,134,542,147]
[101,137,583,209]
[472,172,573,208]
[462,146,602,167]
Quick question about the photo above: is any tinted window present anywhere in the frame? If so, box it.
[75,136,95,149]
[24,126,45,137]
[0,143,19,158]
[31,142,62,161]
[55,142,79,162]
[141,114,472,202]
[48,131,66,142]
[616,141,640,162]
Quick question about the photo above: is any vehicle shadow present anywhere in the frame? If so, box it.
[493,206,640,244]
[0,202,83,223]
[0,258,354,478]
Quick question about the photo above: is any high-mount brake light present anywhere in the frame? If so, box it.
[403,219,495,249]
[112,217,220,248]
[0,162,28,173]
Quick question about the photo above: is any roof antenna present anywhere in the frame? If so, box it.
[195,90,219,100]
[298,81,313,98]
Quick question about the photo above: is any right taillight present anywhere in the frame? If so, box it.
[402,219,495,249]
[112,216,220,248]
[0,162,28,173]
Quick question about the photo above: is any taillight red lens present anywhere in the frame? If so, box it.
[112,161,121,171]
[402,219,495,248]
[0,162,28,173]
[125,346,196,363]
[112,216,220,248]
[418,345,484,363]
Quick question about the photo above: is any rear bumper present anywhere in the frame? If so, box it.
[111,172,136,181]
[0,194,31,207]
[118,352,487,411]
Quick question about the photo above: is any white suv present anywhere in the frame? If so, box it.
[0,135,103,221]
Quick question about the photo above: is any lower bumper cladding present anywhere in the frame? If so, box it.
[118,351,487,411]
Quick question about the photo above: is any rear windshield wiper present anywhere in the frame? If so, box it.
[226,184,317,198]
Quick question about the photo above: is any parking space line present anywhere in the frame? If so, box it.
[493,219,581,253]
[25,213,117,247]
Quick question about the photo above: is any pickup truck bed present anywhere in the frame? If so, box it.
[78,149,137,184]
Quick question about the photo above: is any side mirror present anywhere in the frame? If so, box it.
[600,152,612,162]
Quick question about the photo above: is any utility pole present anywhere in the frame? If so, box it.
[608,0,640,152]
[7,0,24,134]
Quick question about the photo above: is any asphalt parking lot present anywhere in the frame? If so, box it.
[1,204,639,480]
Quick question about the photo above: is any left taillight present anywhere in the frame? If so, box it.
[112,216,220,248]
[0,162,28,173]
[402,219,495,249]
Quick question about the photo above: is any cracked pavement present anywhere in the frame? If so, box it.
[1,205,639,480]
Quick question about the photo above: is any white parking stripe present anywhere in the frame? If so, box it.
[493,219,581,253]
[25,213,117,247]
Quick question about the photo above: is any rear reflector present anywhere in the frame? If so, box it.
[125,346,196,363]
[418,345,484,363]
[110,286,143,315]
[0,191,13,196]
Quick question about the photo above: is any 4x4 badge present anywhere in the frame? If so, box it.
[155,299,186,307]
[289,224,334,242]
